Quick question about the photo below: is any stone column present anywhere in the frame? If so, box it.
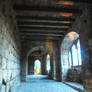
[54,41,62,81]
[49,53,56,80]
[28,56,35,75]
[49,41,61,81]
[41,55,47,75]
[20,55,27,82]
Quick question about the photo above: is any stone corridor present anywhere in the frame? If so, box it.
[0,0,92,92]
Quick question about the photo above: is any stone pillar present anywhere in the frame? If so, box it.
[20,56,27,82]
[54,41,62,81]
[49,41,61,81]
[49,53,56,80]
[41,55,47,75]
[28,56,35,75]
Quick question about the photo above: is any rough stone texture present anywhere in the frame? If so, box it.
[0,1,21,92]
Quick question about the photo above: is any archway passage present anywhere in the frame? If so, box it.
[61,32,83,84]
[27,46,49,76]
[34,59,41,74]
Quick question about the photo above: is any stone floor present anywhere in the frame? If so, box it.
[17,75,79,92]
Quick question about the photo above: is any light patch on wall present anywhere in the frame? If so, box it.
[68,32,79,41]
[47,54,50,59]
[56,1,74,6]
[72,45,78,66]
[46,54,51,73]
[34,60,41,74]
[77,40,82,65]
[45,41,53,52]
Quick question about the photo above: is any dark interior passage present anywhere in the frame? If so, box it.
[0,0,92,92]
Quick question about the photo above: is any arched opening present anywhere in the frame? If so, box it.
[34,59,41,74]
[26,46,52,81]
[27,46,50,78]
[70,39,82,67]
[46,54,51,74]
[61,32,83,83]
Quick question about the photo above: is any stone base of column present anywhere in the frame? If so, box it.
[55,78,61,82]
[80,89,92,92]
[53,76,56,80]
[21,75,26,82]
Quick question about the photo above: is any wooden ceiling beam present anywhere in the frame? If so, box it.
[17,21,71,26]
[17,19,72,24]
[16,15,75,21]
[19,30,66,34]
[18,25,69,29]
[20,32,63,37]
[20,35,61,38]
[14,5,82,14]
[20,37,61,41]
[18,26,69,30]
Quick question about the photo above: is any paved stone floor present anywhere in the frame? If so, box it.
[17,75,78,92]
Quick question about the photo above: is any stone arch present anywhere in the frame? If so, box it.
[27,45,52,76]
[61,31,79,81]
[27,45,52,57]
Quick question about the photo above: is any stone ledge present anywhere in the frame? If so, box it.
[63,82,83,92]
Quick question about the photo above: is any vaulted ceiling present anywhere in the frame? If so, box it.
[13,0,88,43]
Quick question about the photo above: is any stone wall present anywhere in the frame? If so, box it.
[0,1,21,92]
[60,4,92,91]
[67,4,92,92]
[60,33,79,81]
